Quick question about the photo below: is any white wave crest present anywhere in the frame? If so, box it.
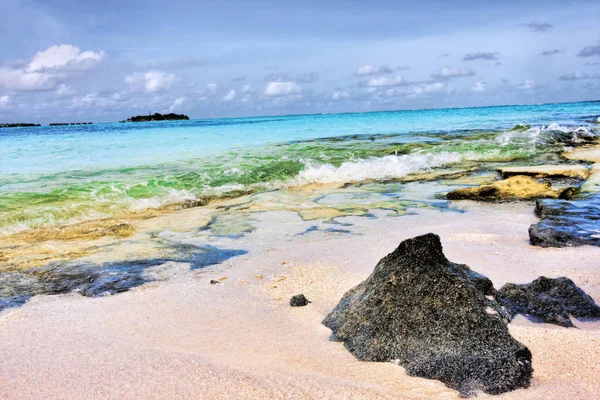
[496,123,597,146]
[127,188,199,211]
[291,152,463,185]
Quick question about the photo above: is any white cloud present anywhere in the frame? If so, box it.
[405,82,445,96]
[379,82,445,98]
[297,72,319,83]
[518,79,537,90]
[0,44,105,92]
[241,83,253,93]
[473,81,486,92]
[167,97,185,112]
[28,45,105,72]
[0,95,10,107]
[69,92,114,110]
[362,75,404,87]
[355,65,408,76]
[111,92,129,102]
[222,89,236,101]
[0,68,55,91]
[264,81,302,97]
[432,66,474,79]
[125,71,179,93]
[206,83,218,94]
[331,90,350,100]
[55,84,77,97]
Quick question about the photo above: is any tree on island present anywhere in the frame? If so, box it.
[120,113,190,122]
[0,123,41,128]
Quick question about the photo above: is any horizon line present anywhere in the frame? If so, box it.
[1,99,599,126]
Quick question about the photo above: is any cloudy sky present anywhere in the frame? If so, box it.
[1,0,599,123]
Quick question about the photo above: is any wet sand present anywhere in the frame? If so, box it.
[1,202,599,399]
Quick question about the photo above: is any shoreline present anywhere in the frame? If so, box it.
[1,202,599,399]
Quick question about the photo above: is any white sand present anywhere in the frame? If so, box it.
[1,202,599,399]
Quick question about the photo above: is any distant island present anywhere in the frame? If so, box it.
[0,123,41,128]
[120,113,190,123]
[49,122,93,126]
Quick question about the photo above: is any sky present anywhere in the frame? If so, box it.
[0,0,599,123]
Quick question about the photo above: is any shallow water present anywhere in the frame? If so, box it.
[1,101,600,311]
[1,101,599,233]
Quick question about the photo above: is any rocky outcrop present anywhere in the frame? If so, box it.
[323,234,532,397]
[497,277,600,327]
[447,175,563,201]
[528,145,600,247]
[497,165,590,180]
[529,195,600,247]
[562,144,600,163]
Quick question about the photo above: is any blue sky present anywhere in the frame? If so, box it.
[0,0,599,122]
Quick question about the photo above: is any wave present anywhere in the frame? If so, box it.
[291,152,463,185]
[1,121,598,235]
[496,123,598,146]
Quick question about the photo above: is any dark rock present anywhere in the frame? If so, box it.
[210,280,220,285]
[323,233,532,397]
[290,294,310,307]
[558,187,581,200]
[497,277,600,327]
[529,194,600,247]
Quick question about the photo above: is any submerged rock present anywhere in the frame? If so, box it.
[497,165,590,180]
[497,277,600,327]
[323,233,532,396]
[290,294,310,307]
[529,194,600,247]
[0,261,151,313]
[0,244,248,312]
[446,175,563,201]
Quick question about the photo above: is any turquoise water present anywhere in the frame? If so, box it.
[1,101,599,232]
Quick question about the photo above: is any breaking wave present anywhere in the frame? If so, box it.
[2,121,599,234]
[291,152,463,185]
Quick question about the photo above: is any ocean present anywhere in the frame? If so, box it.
[1,101,599,234]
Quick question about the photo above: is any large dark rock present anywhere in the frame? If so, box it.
[529,195,600,247]
[323,233,532,397]
[497,277,600,328]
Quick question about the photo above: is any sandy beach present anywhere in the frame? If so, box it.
[2,201,599,399]
[2,3,600,397]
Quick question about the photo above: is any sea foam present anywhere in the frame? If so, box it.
[291,152,463,185]
[496,123,597,146]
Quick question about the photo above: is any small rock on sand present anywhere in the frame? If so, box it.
[290,294,310,307]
